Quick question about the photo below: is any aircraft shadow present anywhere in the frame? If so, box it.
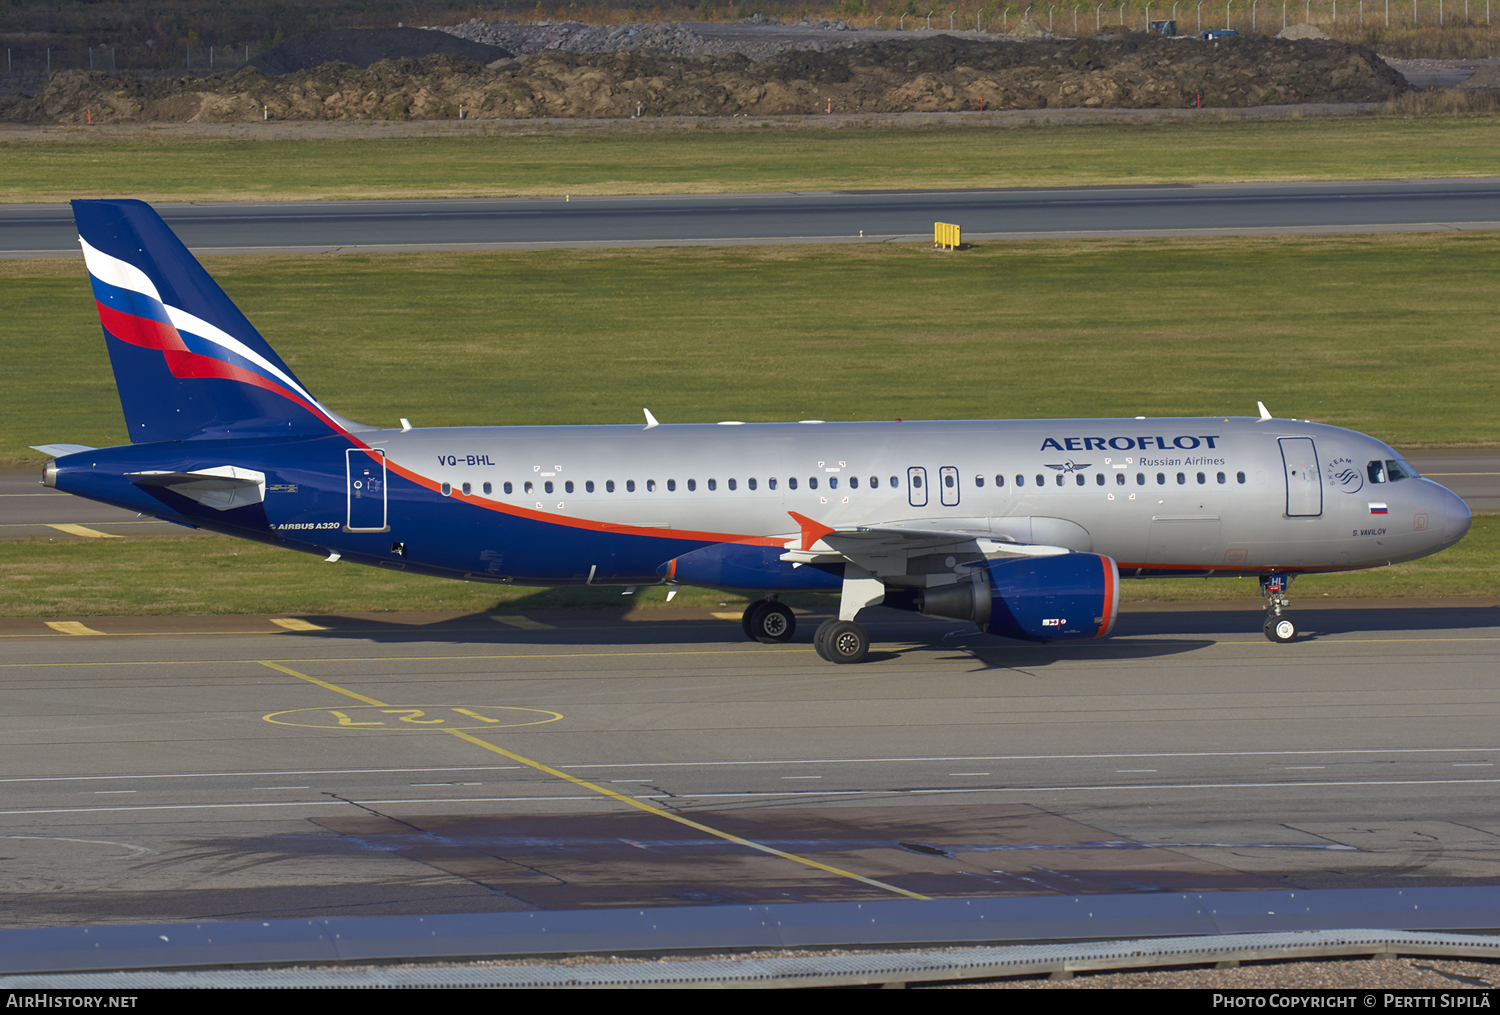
[267,600,1497,667]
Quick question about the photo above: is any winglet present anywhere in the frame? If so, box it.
[788,511,835,551]
[642,408,660,430]
[1257,400,1272,421]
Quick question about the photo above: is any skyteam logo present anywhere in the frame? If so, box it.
[1325,456,1363,494]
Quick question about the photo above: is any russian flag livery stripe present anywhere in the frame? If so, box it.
[73,200,349,443]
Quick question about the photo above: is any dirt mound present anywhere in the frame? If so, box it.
[249,28,511,75]
[1278,23,1331,40]
[1458,63,1500,89]
[3,33,1408,124]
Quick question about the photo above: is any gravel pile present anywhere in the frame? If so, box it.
[249,28,512,75]
[431,17,874,62]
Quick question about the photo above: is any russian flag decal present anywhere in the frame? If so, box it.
[1368,503,1389,515]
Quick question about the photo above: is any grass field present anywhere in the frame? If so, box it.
[5,231,1497,469]
[4,115,1500,202]
[2,515,1492,617]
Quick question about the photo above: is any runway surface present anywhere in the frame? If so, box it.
[2,602,1497,927]
[4,178,1500,257]
[4,450,1492,542]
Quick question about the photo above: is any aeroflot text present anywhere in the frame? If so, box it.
[1212,997,1490,1009]
[1041,435,1221,451]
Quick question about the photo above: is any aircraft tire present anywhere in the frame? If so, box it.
[1264,615,1298,643]
[813,619,837,660]
[752,602,797,643]
[742,602,768,641]
[823,621,870,664]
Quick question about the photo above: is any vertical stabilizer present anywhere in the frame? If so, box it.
[73,199,358,442]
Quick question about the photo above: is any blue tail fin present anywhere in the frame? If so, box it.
[73,199,362,443]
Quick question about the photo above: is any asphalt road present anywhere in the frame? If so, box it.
[4,178,1500,256]
[4,451,1491,542]
[1,603,1497,926]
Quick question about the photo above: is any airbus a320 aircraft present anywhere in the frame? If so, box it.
[37,200,1471,663]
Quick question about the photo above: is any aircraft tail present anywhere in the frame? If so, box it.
[72,199,363,443]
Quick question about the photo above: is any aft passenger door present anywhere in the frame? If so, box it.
[1279,437,1322,517]
[346,448,389,532]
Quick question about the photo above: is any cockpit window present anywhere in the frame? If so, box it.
[1367,460,1386,484]
[1386,458,1416,481]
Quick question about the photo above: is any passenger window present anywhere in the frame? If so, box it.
[461,482,472,495]
[1236,472,1246,484]
[1055,475,1064,487]
[667,479,677,492]
[1074,474,1084,486]
[687,479,696,491]
[889,476,898,488]
[749,478,758,491]
[646,479,656,492]
[441,482,451,496]
[1036,474,1045,487]
[728,478,737,491]
[524,481,534,494]
[850,476,859,489]
[1016,475,1025,487]
[1176,472,1186,485]
[789,478,798,490]
[996,475,1005,488]
[975,475,984,487]
[626,480,636,492]
[482,482,492,495]
[1095,474,1105,486]
[1116,473,1125,486]
[503,481,513,495]
[708,479,717,491]
[1136,473,1145,486]
[566,480,575,493]
[606,480,615,493]
[1196,472,1205,485]
[770,478,778,490]
[544,481,554,494]
[829,477,837,489]
[1216,472,1225,484]
[1157,473,1166,485]
[586,480,595,493]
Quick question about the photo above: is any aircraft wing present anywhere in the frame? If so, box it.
[779,511,1071,581]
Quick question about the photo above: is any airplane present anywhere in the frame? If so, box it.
[36,200,1472,663]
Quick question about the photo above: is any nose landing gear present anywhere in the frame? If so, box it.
[1261,573,1297,643]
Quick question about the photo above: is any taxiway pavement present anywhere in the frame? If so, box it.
[4,179,1499,257]
[2,602,1497,926]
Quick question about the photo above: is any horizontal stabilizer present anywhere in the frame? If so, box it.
[128,466,266,511]
[31,444,97,458]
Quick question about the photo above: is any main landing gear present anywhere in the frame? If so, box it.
[813,619,870,664]
[1261,573,1298,643]
[742,598,797,644]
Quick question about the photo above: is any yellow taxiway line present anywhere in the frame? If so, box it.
[256,659,931,902]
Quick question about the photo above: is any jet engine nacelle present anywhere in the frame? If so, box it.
[917,552,1120,642]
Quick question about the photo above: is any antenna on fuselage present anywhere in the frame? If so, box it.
[642,408,660,430]
[1257,401,1273,421]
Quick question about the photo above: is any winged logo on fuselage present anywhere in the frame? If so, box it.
[1043,460,1093,474]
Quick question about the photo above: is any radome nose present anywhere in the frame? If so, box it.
[1434,482,1472,548]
